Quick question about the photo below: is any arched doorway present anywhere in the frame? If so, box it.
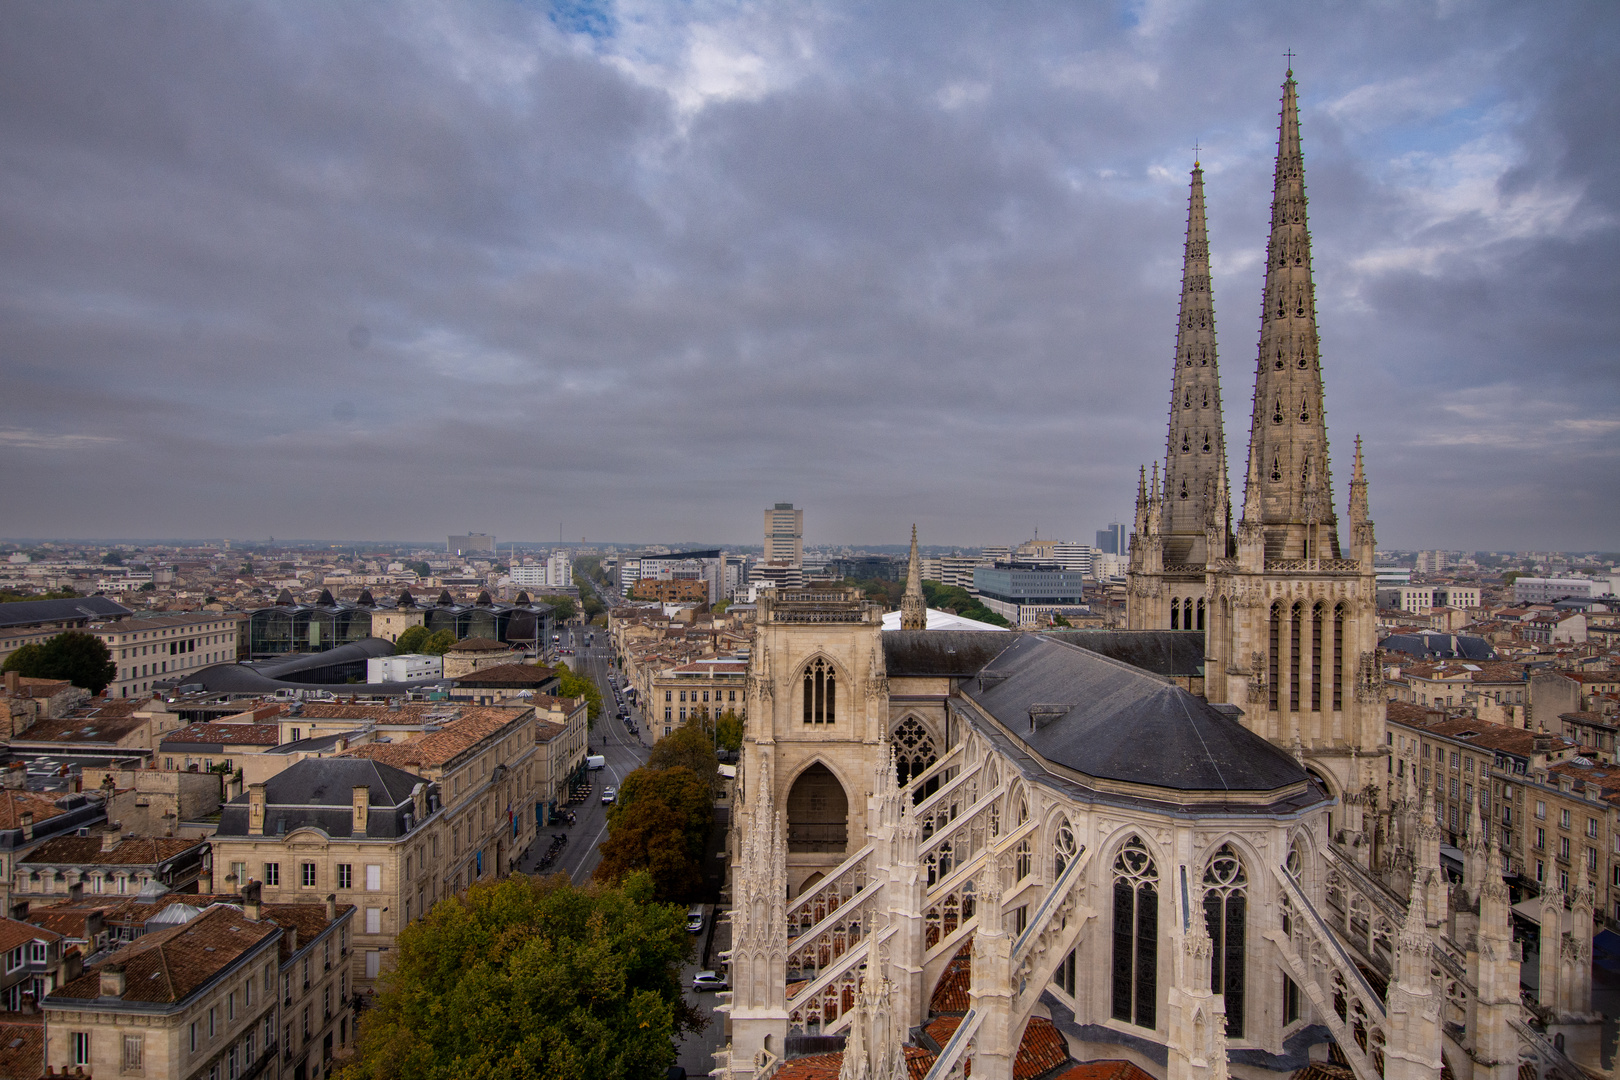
[786,763,848,853]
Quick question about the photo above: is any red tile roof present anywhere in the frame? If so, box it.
[931,942,972,1013]
[0,791,71,830]
[52,905,279,1004]
[1051,1061,1159,1080]
[160,722,282,747]
[21,836,204,868]
[0,1014,43,1080]
[0,917,60,954]
[1014,1016,1070,1080]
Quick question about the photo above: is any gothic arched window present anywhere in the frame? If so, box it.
[892,718,937,788]
[1111,836,1159,1029]
[1170,600,1180,631]
[1203,844,1248,1038]
[802,659,836,724]
[1196,597,1205,631]
[1053,818,1078,876]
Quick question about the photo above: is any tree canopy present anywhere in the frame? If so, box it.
[593,766,712,903]
[646,721,720,793]
[921,581,1010,627]
[2,631,117,694]
[542,594,577,623]
[335,873,699,1080]
[421,629,457,655]
[554,668,602,724]
[393,625,430,654]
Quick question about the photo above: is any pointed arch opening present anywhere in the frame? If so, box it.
[1203,843,1248,1038]
[786,763,848,853]
[1111,835,1159,1029]
[800,656,837,725]
[893,718,938,793]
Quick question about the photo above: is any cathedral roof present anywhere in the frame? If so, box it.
[963,634,1308,793]
[883,630,1019,676]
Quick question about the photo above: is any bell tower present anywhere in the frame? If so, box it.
[1128,161,1229,631]
[1203,70,1385,855]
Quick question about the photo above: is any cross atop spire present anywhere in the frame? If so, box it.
[1283,48,1295,73]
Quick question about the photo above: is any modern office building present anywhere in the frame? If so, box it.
[447,533,496,556]
[971,561,1090,627]
[764,504,804,567]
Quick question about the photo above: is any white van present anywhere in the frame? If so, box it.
[586,755,606,770]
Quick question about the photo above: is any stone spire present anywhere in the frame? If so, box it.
[1348,434,1375,567]
[899,524,926,631]
[1162,160,1229,566]
[1240,69,1340,563]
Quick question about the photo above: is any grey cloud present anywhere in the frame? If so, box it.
[0,0,1615,549]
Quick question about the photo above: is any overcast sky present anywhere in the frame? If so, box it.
[1,1,1615,551]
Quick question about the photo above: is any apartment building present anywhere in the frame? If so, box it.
[1384,703,1620,922]
[44,904,281,1080]
[0,915,68,1011]
[14,828,208,905]
[0,786,113,911]
[651,656,748,738]
[89,612,242,699]
[211,702,544,987]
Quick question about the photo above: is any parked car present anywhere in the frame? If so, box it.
[686,906,704,933]
[691,970,728,992]
[601,786,617,805]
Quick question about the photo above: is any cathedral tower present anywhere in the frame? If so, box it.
[1203,70,1385,854]
[1128,162,1229,630]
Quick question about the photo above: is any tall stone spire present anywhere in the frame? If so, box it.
[899,524,926,631]
[1162,160,1229,565]
[1240,69,1339,563]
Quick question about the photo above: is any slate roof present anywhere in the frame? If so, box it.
[883,631,1019,676]
[452,663,558,688]
[1049,630,1206,678]
[1380,632,1496,661]
[962,635,1306,793]
[49,905,278,1005]
[216,758,423,839]
[21,836,204,868]
[0,596,131,630]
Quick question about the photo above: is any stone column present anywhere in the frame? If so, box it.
[968,857,1014,1080]
[1538,880,1564,1013]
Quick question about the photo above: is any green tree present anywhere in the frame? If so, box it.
[335,873,699,1080]
[555,668,602,724]
[647,721,719,793]
[543,595,578,623]
[422,629,457,655]
[2,631,117,694]
[100,551,125,566]
[409,561,432,579]
[921,581,1010,627]
[594,766,712,902]
[713,710,743,754]
[394,625,430,654]
[0,589,78,603]
[138,582,155,593]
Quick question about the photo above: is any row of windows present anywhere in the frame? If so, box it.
[663,688,738,703]
[244,861,382,891]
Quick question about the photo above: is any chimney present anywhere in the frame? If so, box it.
[100,824,121,853]
[335,737,347,753]
[248,783,266,836]
[9,900,27,921]
[18,992,35,1015]
[352,785,370,835]
[3,671,16,695]
[242,880,262,921]
[325,893,336,921]
[20,812,33,842]
[62,946,83,984]
[285,925,298,954]
[99,963,126,998]
[4,763,25,790]
[198,867,213,894]
[68,882,83,902]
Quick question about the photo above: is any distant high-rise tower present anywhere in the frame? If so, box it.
[764,503,803,566]
[1095,523,1126,556]
[448,533,496,556]
[899,525,927,630]
[1127,159,1230,631]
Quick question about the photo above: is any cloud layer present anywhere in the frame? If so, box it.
[1,0,1615,549]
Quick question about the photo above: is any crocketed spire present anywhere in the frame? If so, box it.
[1239,70,1340,563]
[1161,160,1229,565]
[899,524,926,631]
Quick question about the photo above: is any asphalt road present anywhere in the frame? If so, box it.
[516,620,650,885]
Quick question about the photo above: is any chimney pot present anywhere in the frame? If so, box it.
[99,962,126,997]
[326,893,336,921]
[242,880,262,921]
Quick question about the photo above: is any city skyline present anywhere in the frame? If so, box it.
[1,3,1615,549]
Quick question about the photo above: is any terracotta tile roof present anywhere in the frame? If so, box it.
[930,942,972,1013]
[15,710,148,744]
[926,1014,963,1047]
[1289,1064,1356,1080]
[0,791,72,830]
[51,905,279,1004]
[447,637,511,653]
[0,917,60,953]
[1051,1063,1158,1080]
[0,1014,44,1080]
[1014,1016,1069,1080]
[532,720,568,744]
[22,836,204,868]
[261,902,354,960]
[342,707,528,770]
[904,1046,936,1080]
[772,1052,842,1080]
[452,663,557,686]
[1,677,73,699]
[161,722,282,747]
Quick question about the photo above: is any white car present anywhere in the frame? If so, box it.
[601,787,617,805]
[692,970,728,992]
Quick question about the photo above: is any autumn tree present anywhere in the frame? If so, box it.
[422,629,457,655]
[646,721,719,791]
[336,873,699,1080]
[593,765,712,902]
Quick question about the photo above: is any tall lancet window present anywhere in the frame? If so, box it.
[802,659,836,724]
[1332,604,1345,710]
[1111,836,1159,1029]
[1203,844,1248,1038]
